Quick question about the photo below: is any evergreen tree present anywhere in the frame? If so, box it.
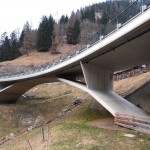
[0,32,7,61]
[36,15,54,52]
[67,19,80,45]
[0,34,11,61]
[19,30,25,47]
[65,15,69,23]
[60,15,68,24]
[66,27,75,44]
[0,32,7,46]
[101,12,109,25]
[81,7,95,22]
[73,19,81,44]
[10,31,21,59]
[0,32,21,61]
[90,6,96,23]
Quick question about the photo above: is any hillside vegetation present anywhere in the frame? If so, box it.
[0,44,75,74]
[0,72,150,149]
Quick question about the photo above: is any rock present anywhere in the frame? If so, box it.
[124,134,136,138]
[63,109,68,113]
[10,133,14,138]
[57,113,63,117]
[73,97,83,105]
[62,108,71,113]
[27,126,33,131]
[139,139,144,142]
[20,117,33,125]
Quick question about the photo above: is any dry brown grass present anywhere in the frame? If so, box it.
[26,83,71,98]
[1,120,150,150]
[1,74,150,150]
[25,82,87,102]
[114,71,150,97]
[0,44,75,66]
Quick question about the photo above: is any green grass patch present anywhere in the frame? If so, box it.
[49,122,150,150]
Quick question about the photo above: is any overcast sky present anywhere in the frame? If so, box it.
[0,0,106,36]
[0,0,106,35]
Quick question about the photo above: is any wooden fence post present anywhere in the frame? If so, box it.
[27,140,32,150]
[41,126,45,141]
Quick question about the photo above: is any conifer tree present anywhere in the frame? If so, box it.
[0,31,21,61]
[19,30,25,47]
[73,19,81,44]
[10,31,21,59]
[0,36,11,61]
[36,15,54,52]
[60,15,68,24]
[67,19,80,45]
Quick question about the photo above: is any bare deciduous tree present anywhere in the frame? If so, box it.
[21,22,35,56]
[51,23,61,53]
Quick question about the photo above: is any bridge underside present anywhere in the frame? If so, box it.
[59,62,148,117]
[0,62,148,117]
[0,77,57,103]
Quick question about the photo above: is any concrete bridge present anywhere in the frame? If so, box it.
[0,1,150,117]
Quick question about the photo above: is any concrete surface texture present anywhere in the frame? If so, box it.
[127,82,150,114]
[81,62,148,116]
[0,77,57,103]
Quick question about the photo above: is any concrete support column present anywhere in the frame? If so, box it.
[81,62,113,91]
[76,61,148,116]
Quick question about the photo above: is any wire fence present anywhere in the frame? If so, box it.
[0,91,85,149]
[0,125,50,150]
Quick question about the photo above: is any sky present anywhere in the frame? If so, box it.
[0,0,106,36]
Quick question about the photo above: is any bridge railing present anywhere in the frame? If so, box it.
[0,0,149,79]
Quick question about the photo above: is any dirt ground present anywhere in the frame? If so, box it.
[89,117,128,131]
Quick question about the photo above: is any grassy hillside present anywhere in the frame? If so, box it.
[1,120,150,150]
[0,72,150,149]
[0,44,75,74]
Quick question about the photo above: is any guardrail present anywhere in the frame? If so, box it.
[0,0,149,79]
[114,65,150,80]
